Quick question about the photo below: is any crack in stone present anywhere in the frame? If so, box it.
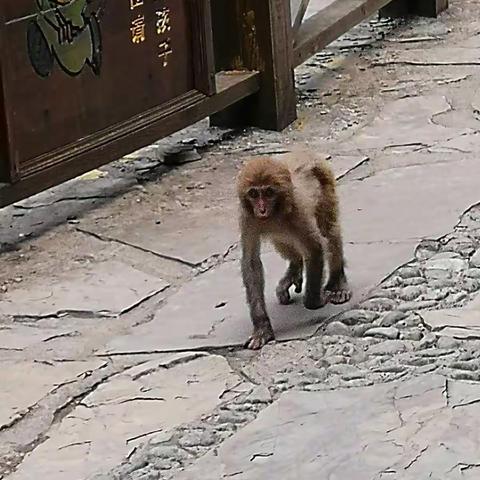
[0,360,143,477]
[130,353,207,381]
[452,397,480,409]
[373,60,480,67]
[13,195,114,210]
[223,471,244,478]
[443,379,450,407]
[249,452,273,462]
[335,156,370,182]
[382,142,428,152]
[448,462,480,473]
[404,445,429,470]
[82,396,167,409]
[430,96,455,127]
[42,331,81,343]
[57,440,92,451]
[8,285,168,322]
[126,428,165,445]
[197,243,239,269]
[77,227,197,268]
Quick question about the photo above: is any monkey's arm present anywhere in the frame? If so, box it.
[240,229,274,349]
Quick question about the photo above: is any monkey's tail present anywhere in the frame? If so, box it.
[310,161,336,190]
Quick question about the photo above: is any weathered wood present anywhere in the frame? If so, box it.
[379,0,409,18]
[2,0,215,181]
[412,0,448,17]
[381,0,448,17]
[189,0,216,95]
[293,0,311,35]
[293,0,393,67]
[210,0,297,131]
[0,71,260,208]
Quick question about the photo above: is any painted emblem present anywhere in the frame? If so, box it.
[27,0,103,78]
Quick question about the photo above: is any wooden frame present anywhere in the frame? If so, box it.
[1,0,216,184]
[0,0,261,207]
[210,0,297,131]
[0,0,449,208]
[0,71,260,207]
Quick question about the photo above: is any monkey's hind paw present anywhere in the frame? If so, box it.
[245,327,275,350]
[276,285,292,305]
[326,288,352,305]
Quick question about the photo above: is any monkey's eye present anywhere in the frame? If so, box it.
[248,188,259,199]
[264,187,275,198]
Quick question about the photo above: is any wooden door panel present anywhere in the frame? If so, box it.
[1,0,196,176]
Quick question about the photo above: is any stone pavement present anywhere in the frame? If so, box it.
[1,1,480,479]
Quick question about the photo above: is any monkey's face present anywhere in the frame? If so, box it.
[245,185,279,220]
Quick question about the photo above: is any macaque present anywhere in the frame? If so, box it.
[237,150,351,350]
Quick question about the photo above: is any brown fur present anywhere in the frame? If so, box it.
[237,149,351,350]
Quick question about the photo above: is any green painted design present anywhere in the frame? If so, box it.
[27,0,103,78]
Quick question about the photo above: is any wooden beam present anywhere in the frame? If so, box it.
[293,0,394,67]
[210,0,297,131]
[0,71,260,207]
[293,0,311,35]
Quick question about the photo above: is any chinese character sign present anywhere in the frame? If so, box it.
[128,1,173,68]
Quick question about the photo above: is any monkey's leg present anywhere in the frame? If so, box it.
[273,242,303,305]
[241,234,275,350]
[303,245,326,310]
[325,228,352,304]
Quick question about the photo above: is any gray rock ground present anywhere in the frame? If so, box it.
[1,1,480,479]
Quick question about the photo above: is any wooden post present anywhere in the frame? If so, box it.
[411,0,448,17]
[379,0,409,18]
[381,0,448,18]
[210,0,297,131]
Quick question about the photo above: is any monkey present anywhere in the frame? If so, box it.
[237,149,351,350]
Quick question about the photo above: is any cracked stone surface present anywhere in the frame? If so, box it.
[7,354,247,480]
[422,297,480,339]
[2,2,480,480]
[0,359,105,429]
[79,207,239,267]
[175,375,480,480]
[0,261,169,318]
[103,156,480,353]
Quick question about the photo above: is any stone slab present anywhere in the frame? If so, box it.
[78,152,368,268]
[103,239,415,354]
[0,261,169,318]
[177,375,480,480]
[339,157,480,243]
[80,207,239,267]
[8,354,249,480]
[342,95,472,152]
[379,45,480,67]
[0,324,78,351]
[104,103,479,354]
[422,301,480,339]
[0,360,105,429]
[329,154,369,179]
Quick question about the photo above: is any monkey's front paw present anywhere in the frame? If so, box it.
[245,327,275,350]
[303,295,326,310]
[326,288,352,305]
